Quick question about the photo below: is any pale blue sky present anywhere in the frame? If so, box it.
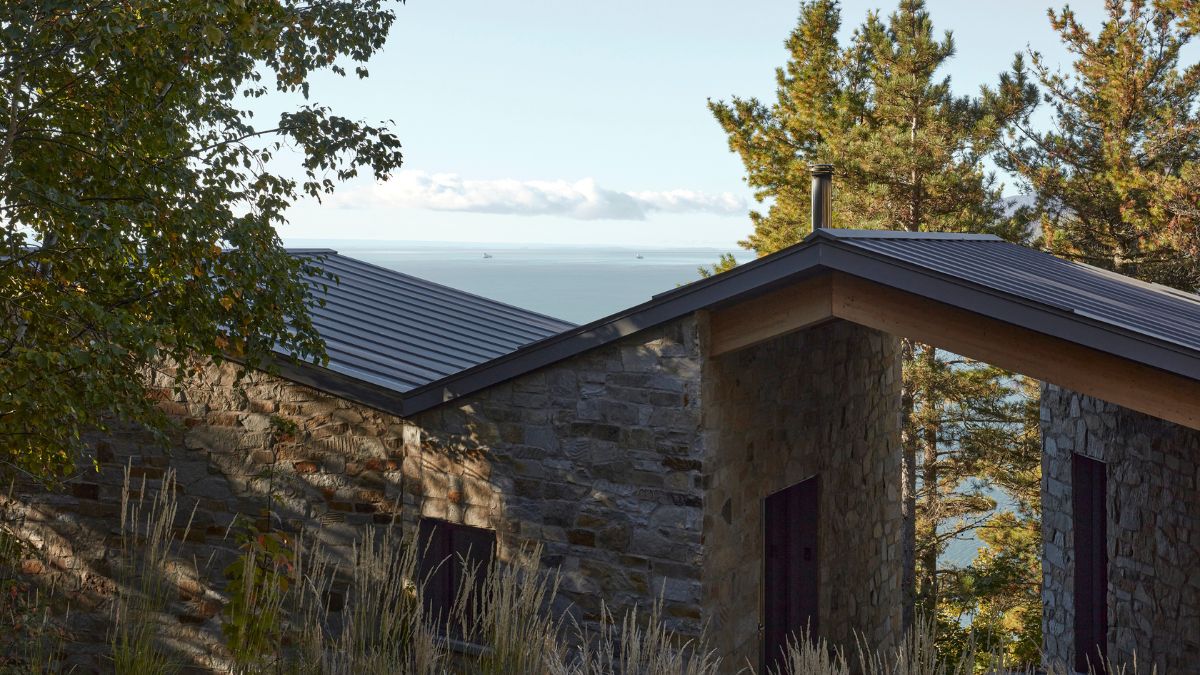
[275,1,1111,248]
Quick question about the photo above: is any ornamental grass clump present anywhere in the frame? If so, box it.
[553,598,720,675]
[295,526,444,675]
[452,544,564,674]
[91,472,1158,675]
[770,619,1158,675]
[110,465,194,675]
[0,512,67,674]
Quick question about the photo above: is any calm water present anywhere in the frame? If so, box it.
[288,240,755,324]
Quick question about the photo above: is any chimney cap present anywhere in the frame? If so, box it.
[810,164,833,230]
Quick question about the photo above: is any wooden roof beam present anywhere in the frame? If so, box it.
[706,271,1200,431]
[707,274,835,358]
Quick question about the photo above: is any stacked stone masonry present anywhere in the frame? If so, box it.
[5,317,707,671]
[6,313,907,672]
[1041,383,1200,673]
[700,318,903,669]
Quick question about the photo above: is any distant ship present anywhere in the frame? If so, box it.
[636,254,644,259]
[483,253,493,259]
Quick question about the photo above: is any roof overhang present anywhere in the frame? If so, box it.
[266,231,1200,430]
[709,269,1200,430]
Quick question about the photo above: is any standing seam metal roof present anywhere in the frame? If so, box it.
[272,233,1200,419]
[281,249,575,394]
[827,230,1200,357]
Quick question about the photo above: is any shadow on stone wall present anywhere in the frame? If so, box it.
[4,316,708,670]
[0,359,495,671]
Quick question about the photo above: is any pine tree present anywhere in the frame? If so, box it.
[998,0,1200,292]
[931,376,1043,667]
[707,0,842,257]
[709,0,1028,252]
[710,0,1039,639]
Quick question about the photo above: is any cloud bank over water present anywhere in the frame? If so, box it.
[332,170,746,221]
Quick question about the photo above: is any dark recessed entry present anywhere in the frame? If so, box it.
[418,518,496,631]
[763,475,820,673]
[1072,454,1108,673]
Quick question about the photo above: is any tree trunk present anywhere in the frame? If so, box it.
[918,345,941,619]
[900,339,917,632]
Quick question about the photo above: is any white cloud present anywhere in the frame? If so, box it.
[331,170,746,221]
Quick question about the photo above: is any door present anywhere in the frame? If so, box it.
[418,518,496,633]
[1072,454,1107,672]
[763,475,819,673]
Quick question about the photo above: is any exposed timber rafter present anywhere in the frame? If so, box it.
[707,271,1200,431]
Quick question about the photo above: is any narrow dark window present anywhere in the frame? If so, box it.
[418,518,496,630]
[1072,454,1107,672]
[763,475,819,674]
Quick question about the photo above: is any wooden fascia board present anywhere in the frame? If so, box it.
[708,274,835,357]
[830,272,1200,431]
[816,244,1200,380]
[708,269,1200,430]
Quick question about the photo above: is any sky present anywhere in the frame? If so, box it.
[273,0,1112,248]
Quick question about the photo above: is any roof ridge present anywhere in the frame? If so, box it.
[806,228,1005,242]
[284,248,339,255]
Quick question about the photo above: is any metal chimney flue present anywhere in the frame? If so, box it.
[810,164,833,231]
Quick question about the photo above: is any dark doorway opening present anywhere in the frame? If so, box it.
[418,518,496,632]
[763,475,820,673]
[1072,453,1108,672]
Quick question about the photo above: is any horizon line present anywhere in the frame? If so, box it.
[281,237,756,251]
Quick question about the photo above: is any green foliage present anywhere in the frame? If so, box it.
[996,0,1200,291]
[906,355,1041,620]
[269,414,300,441]
[697,252,738,278]
[221,520,295,670]
[708,0,1030,266]
[938,512,1042,669]
[0,1,404,481]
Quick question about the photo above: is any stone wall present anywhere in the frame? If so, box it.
[5,316,707,671]
[700,319,904,671]
[410,316,707,629]
[1041,384,1200,672]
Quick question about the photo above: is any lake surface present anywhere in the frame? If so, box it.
[288,240,756,324]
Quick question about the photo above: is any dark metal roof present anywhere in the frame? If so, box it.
[823,229,1200,356]
[268,233,1200,419]
[274,249,574,397]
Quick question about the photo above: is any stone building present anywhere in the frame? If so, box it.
[10,194,1200,672]
[1040,385,1200,672]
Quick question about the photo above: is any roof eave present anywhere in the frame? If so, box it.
[267,235,1200,419]
[399,241,831,415]
[815,239,1200,381]
[266,355,410,417]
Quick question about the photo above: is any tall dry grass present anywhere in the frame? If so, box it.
[0,538,65,673]
[553,598,720,675]
[92,474,1159,675]
[772,622,1158,675]
[449,545,563,674]
[295,526,444,674]
[110,464,194,674]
